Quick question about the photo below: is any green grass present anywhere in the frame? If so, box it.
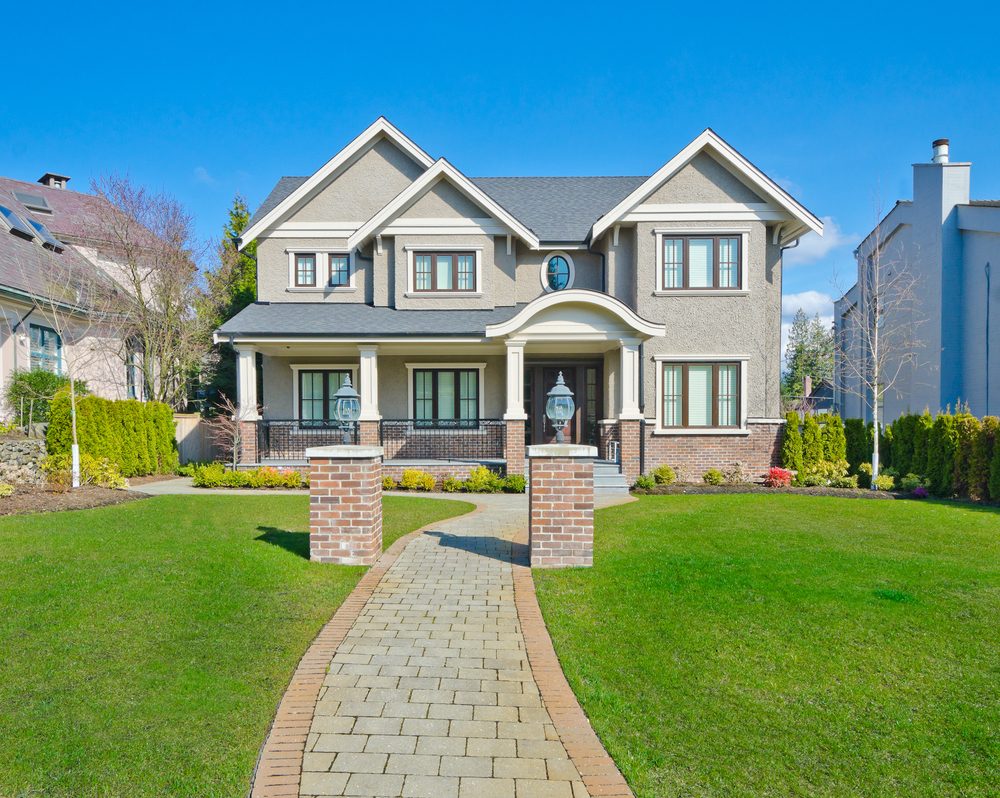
[534,495,1000,798]
[0,493,472,798]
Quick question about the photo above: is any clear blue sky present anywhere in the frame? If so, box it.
[3,0,998,347]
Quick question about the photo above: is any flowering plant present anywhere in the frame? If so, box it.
[764,467,793,488]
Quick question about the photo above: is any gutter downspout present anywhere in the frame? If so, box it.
[986,262,992,415]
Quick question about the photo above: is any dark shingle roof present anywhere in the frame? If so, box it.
[968,200,1000,207]
[217,302,525,338]
[247,174,647,243]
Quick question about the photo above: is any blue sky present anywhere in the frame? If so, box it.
[3,0,998,353]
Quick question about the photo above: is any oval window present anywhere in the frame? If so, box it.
[545,255,572,291]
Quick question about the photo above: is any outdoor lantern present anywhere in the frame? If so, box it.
[545,371,575,443]
[332,375,361,444]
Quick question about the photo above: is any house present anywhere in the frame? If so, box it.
[835,139,1000,422]
[0,173,144,414]
[217,118,822,482]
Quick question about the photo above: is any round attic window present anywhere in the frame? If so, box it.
[541,252,574,292]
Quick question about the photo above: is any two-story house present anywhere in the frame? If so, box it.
[217,118,822,482]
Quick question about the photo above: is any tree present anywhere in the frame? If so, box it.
[781,309,834,404]
[781,412,803,473]
[834,205,924,483]
[206,393,257,468]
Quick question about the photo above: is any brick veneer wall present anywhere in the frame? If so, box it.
[504,419,526,475]
[642,420,784,482]
[618,419,643,485]
[239,421,258,465]
[358,420,380,447]
[308,452,382,565]
[383,462,504,484]
[528,450,594,568]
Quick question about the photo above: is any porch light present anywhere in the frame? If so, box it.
[332,375,361,444]
[545,371,575,443]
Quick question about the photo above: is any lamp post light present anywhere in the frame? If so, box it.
[332,375,361,444]
[545,371,575,443]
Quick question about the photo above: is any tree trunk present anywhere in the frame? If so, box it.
[69,375,81,489]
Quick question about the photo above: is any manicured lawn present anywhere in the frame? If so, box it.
[535,495,1000,798]
[0,494,472,798]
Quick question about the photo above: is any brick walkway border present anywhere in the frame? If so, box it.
[249,502,484,798]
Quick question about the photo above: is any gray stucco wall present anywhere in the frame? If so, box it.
[514,247,603,303]
[646,152,765,205]
[257,236,374,304]
[399,180,486,220]
[960,229,1000,416]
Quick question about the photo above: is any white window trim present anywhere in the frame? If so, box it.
[290,363,358,421]
[539,251,576,292]
[404,247,483,296]
[286,249,357,292]
[652,354,750,435]
[405,362,487,424]
[652,227,750,295]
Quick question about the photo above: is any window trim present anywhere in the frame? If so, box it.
[404,362,486,422]
[327,252,352,289]
[540,251,576,292]
[285,249,356,292]
[653,228,749,294]
[29,323,62,374]
[290,364,358,422]
[405,248,482,295]
[292,253,317,288]
[653,355,749,435]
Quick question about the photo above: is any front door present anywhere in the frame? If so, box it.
[526,363,602,445]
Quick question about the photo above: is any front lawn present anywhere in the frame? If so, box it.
[0,494,472,798]
[535,495,1000,797]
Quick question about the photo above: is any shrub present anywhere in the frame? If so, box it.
[969,417,998,501]
[191,464,303,489]
[781,412,803,473]
[951,413,981,498]
[382,475,398,491]
[764,467,792,487]
[0,483,14,497]
[911,410,934,476]
[400,468,436,491]
[873,473,896,491]
[702,468,724,486]
[926,413,958,496]
[801,415,823,473]
[800,473,827,487]
[463,466,503,493]
[633,474,655,490]
[888,414,917,475]
[857,462,873,489]
[820,414,848,463]
[844,419,872,474]
[651,464,676,485]
[900,473,929,492]
[722,462,749,485]
[501,473,526,493]
[830,475,859,489]
[5,369,86,426]
[42,452,128,490]
[991,432,1000,501]
[912,485,929,499]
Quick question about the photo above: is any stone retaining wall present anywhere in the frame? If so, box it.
[0,437,47,485]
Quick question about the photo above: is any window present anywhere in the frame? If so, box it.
[328,254,351,288]
[541,252,574,292]
[412,251,476,292]
[298,370,351,424]
[413,369,479,426]
[30,324,62,373]
[660,362,740,428]
[660,235,742,290]
[294,254,316,287]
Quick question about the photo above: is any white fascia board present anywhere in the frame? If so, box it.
[348,159,540,250]
[238,117,435,249]
[590,129,823,242]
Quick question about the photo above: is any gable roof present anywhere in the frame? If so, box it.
[348,159,541,250]
[589,129,823,242]
[238,117,434,248]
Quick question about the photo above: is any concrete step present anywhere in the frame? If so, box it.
[593,460,629,495]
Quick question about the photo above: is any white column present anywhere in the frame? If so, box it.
[235,346,260,420]
[619,339,642,419]
[504,339,527,420]
[358,345,380,420]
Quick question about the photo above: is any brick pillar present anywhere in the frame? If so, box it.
[306,445,383,565]
[618,419,642,486]
[238,420,258,465]
[527,444,596,568]
[358,420,380,447]
[504,418,526,476]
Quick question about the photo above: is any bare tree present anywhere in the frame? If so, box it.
[89,175,216,409]
[834,206,924,481]
[206,393,258,468]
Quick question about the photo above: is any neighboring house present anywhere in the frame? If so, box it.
[835,140,1000,422]
[217,118,822,482]
[0,173,143,414]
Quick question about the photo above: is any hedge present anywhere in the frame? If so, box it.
[46,390,178,477]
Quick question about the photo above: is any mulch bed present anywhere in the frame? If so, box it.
[128,474,182,486]
[633,484,900,500]
[0,485,146,516]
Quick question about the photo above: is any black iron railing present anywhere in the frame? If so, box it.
[257,419,358,460]
[379,419,505,461]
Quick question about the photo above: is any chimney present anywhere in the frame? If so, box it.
[38,172,71,189]
[931,139,950,164]
[803,375,813,398]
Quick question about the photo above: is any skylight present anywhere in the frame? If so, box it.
[0,204,36,240]
[28,219,65,252]
[13,190,52,213]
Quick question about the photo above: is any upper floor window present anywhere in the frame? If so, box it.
[294,254,316,287]
[661,361,740,428]
[30,324,62,373]
[541,252,575,292]
[413,252,476,292]
[328,254,350,288]
[661,235,741,290]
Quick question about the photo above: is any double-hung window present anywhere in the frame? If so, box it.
[294,254,317,287]
[413,369,479,427]
[661,362,740,428]
[660,235,741,290]
[328,254,351,288]
[29,324,62,373]
[412,252,476,292]
[299,369,351,425]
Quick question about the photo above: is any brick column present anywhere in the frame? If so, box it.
[527,444,596,568]
[618,418,642,485]
[238,420,258,465]
[306,445,383,565]
[358,420,380,447]
[504,418,526,476]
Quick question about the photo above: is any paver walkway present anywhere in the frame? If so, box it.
[296,494,589,798]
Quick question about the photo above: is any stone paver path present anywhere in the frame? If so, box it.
[299,494,589,798]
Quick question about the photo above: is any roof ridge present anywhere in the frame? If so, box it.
[472,175,647,180]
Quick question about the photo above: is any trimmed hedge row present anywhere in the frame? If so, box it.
[46,390,178,477]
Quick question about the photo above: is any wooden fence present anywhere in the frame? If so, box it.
[173,414,220,464]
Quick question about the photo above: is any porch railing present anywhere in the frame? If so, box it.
[257,419,359,460]
[379,419,505,461]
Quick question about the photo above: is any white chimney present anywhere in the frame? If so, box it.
[931,139,950,164]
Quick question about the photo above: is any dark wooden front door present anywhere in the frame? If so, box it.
[526,363,602,445]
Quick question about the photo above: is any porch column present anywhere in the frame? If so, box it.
[504,339,527,475]
[235,345,260,465]
[619,338,642,420]
[357,346,380,446]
